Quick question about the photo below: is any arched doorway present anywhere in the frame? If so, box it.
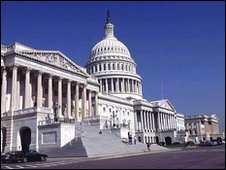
[165,136,172,145]
[20,127,31,153]
[156,136,159,144]
[2,127,7,153]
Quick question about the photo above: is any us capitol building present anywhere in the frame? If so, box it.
[2,12,219,155]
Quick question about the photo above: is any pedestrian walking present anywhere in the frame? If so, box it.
[134,136,137,145]
[147,142,151,151]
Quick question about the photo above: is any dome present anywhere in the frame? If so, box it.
[91,37,131,59]
[85,11,143,100]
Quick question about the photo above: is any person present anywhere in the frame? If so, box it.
[99,130,102,134]
[134,136,137,145]
[147,142,151,151]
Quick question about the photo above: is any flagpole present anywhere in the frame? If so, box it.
[161,82,163,100]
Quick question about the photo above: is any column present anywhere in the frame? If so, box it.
[116,78,119,93]
[88,90,92,117]
[111,78,114,92]
[152,113,155,131]
[99,79,102,92]
[82,85,86,119]
[47,75,53,109]
[137,81,139,94]
[158,112,161,131]
[147,111,150,130]
[137,82,140,95]
[67,80,71,118]
[74,82,79,120]
[140,110,144,131]
[128,79,130,93]
[95,91,99,116]
[140,82,143,95]
[149,111,152,130]
[134,111,138,131]
[105,79,108,93]
[24,68,31,109]
[11,66,18,111]
[37,71,43,108]
[143,110,147,130]
[133,80,136,93]
[1,68,7,114]
[121,78,124,92]
[58,77,63,118]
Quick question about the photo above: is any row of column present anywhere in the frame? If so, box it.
[88,62,136,74]
[157,112,176,131]
[139,110,156,132]
[134,110,177,132]
[1,66,99,120]
[98,78,142,95]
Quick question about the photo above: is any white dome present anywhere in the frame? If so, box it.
[91,37,131,59]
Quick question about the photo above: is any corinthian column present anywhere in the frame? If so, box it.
[74,82,79,120]
[11,66,18,112]
[24,68,31,109]
[58,77,63,118]
[37,71,43,108]
[82,84,86,119]
[95,91,99,116]
[47,75,53,109]
[67,80,71,118]
[1,68,7,114]
[88,90,92,117]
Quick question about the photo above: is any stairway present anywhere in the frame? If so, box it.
[44,121,170,158]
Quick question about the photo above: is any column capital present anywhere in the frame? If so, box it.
[47,73,54,78]
[25,67,32,73]
[11,65,19,70]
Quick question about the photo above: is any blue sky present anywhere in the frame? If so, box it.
[2,1,225,132]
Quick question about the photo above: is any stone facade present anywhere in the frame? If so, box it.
[185,114,223,143]
[1,12,187,153]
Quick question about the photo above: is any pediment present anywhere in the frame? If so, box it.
[17,50,88,76]
[160,100,176,111]
[160,100,176,112]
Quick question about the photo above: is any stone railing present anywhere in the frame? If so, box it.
[38,117,76,126]
[13,107,52,116]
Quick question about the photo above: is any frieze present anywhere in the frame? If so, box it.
[18,51,84,75]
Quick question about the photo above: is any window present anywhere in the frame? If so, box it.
[108,63,111,70]
[113,63,115,70]
[103,107,105,112]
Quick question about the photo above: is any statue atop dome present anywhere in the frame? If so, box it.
[106,9,111,24]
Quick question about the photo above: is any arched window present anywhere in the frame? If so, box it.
[104,64,106,70]
[108,63,111,70]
